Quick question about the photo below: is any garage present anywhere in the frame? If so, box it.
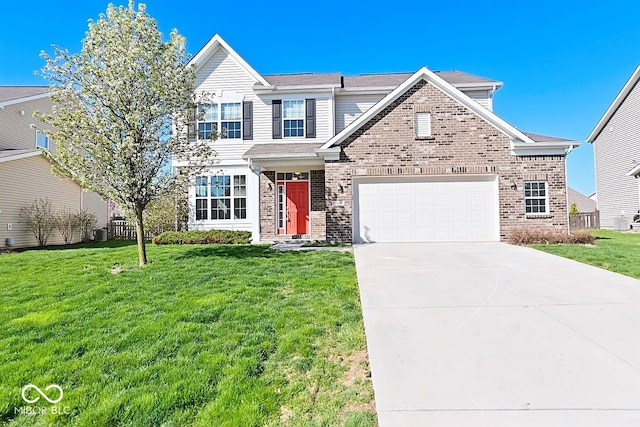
[353,175,499,243]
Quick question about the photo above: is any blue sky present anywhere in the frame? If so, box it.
[2,1,640,196]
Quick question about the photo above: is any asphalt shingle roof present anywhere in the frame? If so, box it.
[523,132,577,143]
[0,86,49,103]
[260,71,501,89]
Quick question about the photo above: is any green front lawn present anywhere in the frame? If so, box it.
[0,242,376,426]
[532,229,640,279]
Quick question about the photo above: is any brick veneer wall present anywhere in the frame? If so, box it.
[258,169,326,240]
[325,79,568,242]
[310,170,326,240]
[259,171,276,239]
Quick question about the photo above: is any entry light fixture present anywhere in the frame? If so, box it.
[338,183,344,194]
[509,178,517,190]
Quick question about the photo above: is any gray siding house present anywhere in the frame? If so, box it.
[0,86,108,248]
[587,66,640,228]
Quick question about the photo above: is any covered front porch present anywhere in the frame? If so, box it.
[243,143,326,241]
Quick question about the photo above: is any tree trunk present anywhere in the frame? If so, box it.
[135,205,148,266]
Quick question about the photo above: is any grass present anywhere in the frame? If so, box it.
[532,229,640,279]
[0,242,376,426]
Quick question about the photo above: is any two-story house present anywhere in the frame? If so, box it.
[0,86,108,248]
[173,35,579,243]
[587,65,640,229]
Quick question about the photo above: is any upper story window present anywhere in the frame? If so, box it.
[272,99,316,139]
[198,103,242,140]
[198,104,218,140]
[524,181,549,216]
[36,130,49,149]
[283,100,304,137]
[187,96,253,141]
[221,103,241,139]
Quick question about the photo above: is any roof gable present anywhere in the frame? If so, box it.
[189,34,270,86]
[587,65,640,142]
[319,67,533,151]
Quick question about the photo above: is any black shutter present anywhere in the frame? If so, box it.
[305,99,316,138]
[187,105,197,142]
[242,101,253,140]
[272,100,282,139]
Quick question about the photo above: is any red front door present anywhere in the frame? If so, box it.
[286,182,309,234]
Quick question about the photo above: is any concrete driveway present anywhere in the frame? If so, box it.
[354,242,640,426]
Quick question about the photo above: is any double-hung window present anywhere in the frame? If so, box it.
[272,99,315,139]
[195,176,209,220]
[283,100,305,137]
[221,103,241,139]
[524,181,548,215]
[197,102,243,140]
[194,175,247,221]
[198,104,218,140]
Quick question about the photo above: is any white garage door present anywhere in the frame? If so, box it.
[353,175,498,243]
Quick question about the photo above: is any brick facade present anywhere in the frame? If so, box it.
[259,171,276,239]
[258,169,326,241]
[310,170,326,240]
[325,79,568,242]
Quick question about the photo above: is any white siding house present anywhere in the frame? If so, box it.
[587,66,640,228]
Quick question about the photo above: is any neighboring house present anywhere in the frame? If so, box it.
[173,35,579,243]
[587,65,640,228]
[0,86,108,249]
[568,187,597,213]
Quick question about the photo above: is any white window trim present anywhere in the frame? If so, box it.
[283,99,305,138]
[197,102,242,140]
[524,180,550,217]
[196,91,245,141]
[194,174,247,221]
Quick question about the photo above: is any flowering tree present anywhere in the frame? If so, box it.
[37,2,213,265]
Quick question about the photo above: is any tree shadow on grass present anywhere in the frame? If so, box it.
[12,240,138,253]
[174,244,310,260]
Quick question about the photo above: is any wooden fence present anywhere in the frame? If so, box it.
[108,221,154,241]
[569,211,600,230]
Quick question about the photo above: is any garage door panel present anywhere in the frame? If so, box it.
[354,176,498,243]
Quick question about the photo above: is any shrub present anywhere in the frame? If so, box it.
[55,209,79,244]
[19,198,57,246]
[508,228,595,245]
[569,203,580,215]
[75,209,98,242]
[152,230,252,245]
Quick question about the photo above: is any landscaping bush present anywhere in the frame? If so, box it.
[19,198,57,246]
[508,228,595,245]
[153,229,252,245]
[75,209,98,242]
[55,209,79,243]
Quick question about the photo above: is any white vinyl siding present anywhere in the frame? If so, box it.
[0,97,55,151]
[0,155,107,248]
[593,80,640,228]
[462,90,492,111]
[335,94,385,133]
[353,175,499,243]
